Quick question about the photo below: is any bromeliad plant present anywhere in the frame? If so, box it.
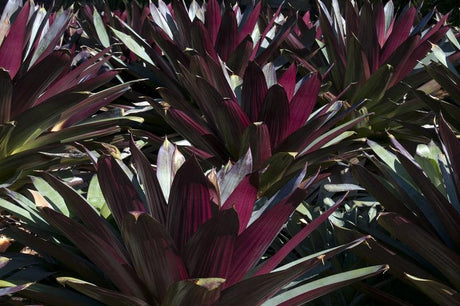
[0,0,142,188]
[79,0,369,197]
[337,115,460,304]
[316,0,451,139]
[0,138,387,305]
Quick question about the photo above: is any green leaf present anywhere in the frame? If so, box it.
[110,26,154,65]
[264,265,388,305]
[87,175,107,212]
[31,176,69,217]
[93,9,110,48]
[405,274,460,305]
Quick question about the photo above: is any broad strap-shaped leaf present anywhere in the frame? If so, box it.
[222,175,257,233]
[97,155,146,227]
[130,137,168,224]
[204,0,222,45]
[286,73,321,136]
[267,265,389,305]
[240,122,271,171]
[237,1,261,43]
[4,226,109,287]
[217,236,370,305]
[215,8,237,61]
[0,1,29,78]
[12,49,72,118]
[278,63,297,101]
[156,137,185,203]
[122,212,188,303]
[227,186,310,286]
[58,277,148,306]
[162,278,225,305]
[40,172,128,260]
[167,156,212,251]
[378,212,460,290]
[395,150,460,249]
[38,207,148,300]
[242,61,268,122]
[255,193,347,275]
[183,209,239,279]
[404,274,460,305]
[7,91,90,154]
[258,85,290,148]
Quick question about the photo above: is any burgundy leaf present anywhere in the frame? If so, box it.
[286,73,321,136]
[380,6,416,63]
[167,157,212,251]
[0,1,29,78]
[191,19,218,61]
[227,187,310,286]
[374,1,386,47]
[97,155,146,227]
[129,137,167,225]
[242,61,268,121]
[358,1,379,73]
[255,193,347,275]
[218,236,371,305]
[205,0,222,45]
[215,8,237,61]
[251,3,284,60]
[237,2,261,44]
[240,122,272,171]
[171,0,192,47]
[222,175,258,233]
[122,212,188,303]
[183,209,239,279]
[11,50,71,118]
[278,62,297,101]
[227,35,253,77]
[258,84,290,148]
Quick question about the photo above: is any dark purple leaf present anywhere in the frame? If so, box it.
[40,172,129,261]
[358,1,379,73]
[191,19,218,61]
[122,212,188,302]
[170,0,192,47]
[167,157,212,251]
[258,85,290,148]
[129,137,168,225]
[58,277,149,306]
[251,3,284,60]
[240,122,271,171]
[183,209,239,279]
[97,155,146,227]
[242,61,268,122]
[215,8,237,61]
[39,207,148,299]
[227,36,253,77]
[162,278,224,305]
[11,50,71,118]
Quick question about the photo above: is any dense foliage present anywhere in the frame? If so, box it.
[0,0,458,304]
